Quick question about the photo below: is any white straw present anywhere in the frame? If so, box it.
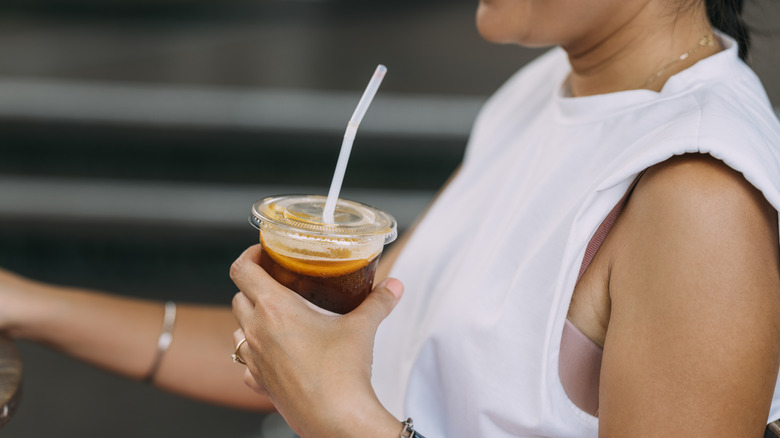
[322,64,387,223]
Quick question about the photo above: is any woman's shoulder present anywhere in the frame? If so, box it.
[599,151,780,436]
[634,154,776,218]
[621,154,778,257]
[668,37,780,144]
[608,153,779,315]
[621,59,780,212]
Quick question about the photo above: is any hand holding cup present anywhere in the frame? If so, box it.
[230,244,404,436]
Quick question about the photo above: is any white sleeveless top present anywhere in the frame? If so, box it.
[372,34,780,437]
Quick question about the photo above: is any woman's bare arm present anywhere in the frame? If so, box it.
[599,154,780,437]
[0,271,273,411]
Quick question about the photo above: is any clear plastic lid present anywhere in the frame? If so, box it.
[250,195,397,244]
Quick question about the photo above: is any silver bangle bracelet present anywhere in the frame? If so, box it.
[144,301,176,383]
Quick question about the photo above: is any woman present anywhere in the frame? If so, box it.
[2,0,779,436]
[231,0,780,436]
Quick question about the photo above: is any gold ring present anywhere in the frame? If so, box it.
[231,337,247,365]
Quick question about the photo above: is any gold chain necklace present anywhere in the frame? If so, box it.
[641,33,715,89]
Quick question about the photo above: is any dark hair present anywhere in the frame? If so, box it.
[705,0,751,60]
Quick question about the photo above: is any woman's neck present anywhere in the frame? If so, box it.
[563,5,720,97]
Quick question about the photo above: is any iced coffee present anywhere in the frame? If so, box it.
[250,195,396,314]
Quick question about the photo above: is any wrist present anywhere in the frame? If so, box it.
[316,391,399,438]
[341,401,400,437]
[0,273,54,340]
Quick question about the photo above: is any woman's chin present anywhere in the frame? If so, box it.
[475,4,550,47]
[475,4,513,43]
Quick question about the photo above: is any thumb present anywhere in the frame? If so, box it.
[351,278,404,327]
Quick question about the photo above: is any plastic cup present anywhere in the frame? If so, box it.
[250,195,397,314]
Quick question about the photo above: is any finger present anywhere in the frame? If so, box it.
[229,243,264,282]
[350,278,404,328]
[232,291,256,329]
[240,243,264,265]
[229,244,271,298]
[232,328,245,345]
[244,368,269,397]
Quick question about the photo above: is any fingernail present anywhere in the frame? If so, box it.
[379,278,404,299]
